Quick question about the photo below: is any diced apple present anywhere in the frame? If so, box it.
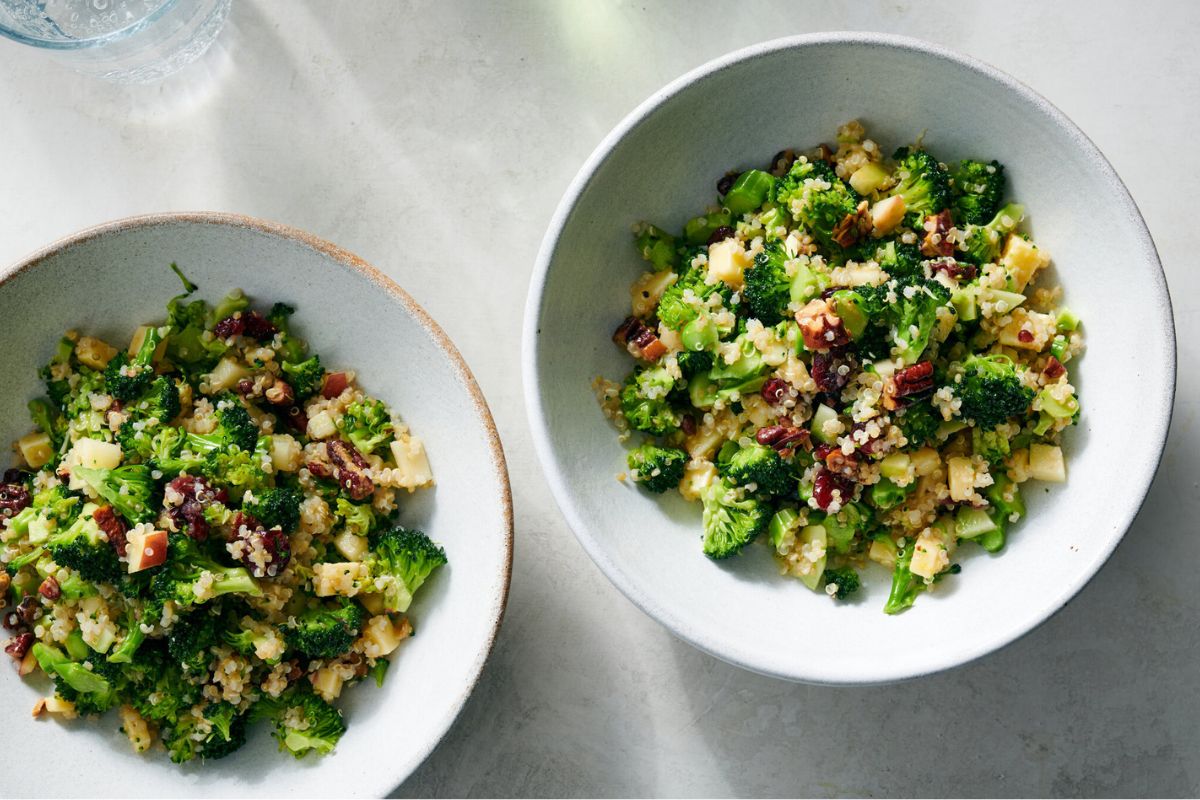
[118,705,154,753]
[870,195,906,235]
[359,614,411,658]
[333,530,368,561]
[678,460,716,501]
[71,437,123,470]
[630,270,678,318]
[1001,234,1049,292]
[32,695,77,719]
[849,161,890,195]
[307,410,337,440]
[75,336,118,369]
[310,666,345,702]
[868,538,897,568]
[706,238,749,290]
[910,447,942,477]
[207,356,249,392]
[127,528,168,573]
[909,528,950,580]
[18,432,53,469]
[321,371,350,399]
[947,456,976,502]
[269,434,303,473]
[389,436,433,490]
[1029,443,1066,482]
[359,592,386,615]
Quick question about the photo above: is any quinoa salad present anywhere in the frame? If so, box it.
[598,121,1083,614]
[0,266,445,762]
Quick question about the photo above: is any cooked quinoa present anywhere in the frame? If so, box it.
[1,266,445,761]
[603,121,1083,614]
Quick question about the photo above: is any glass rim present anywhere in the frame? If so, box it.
[0,0,181,50]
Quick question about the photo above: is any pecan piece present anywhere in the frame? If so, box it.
[883,361,935,410]
[5,632,33,660]
[92,505,128,558]
[613,316,667,362]
[795,299,850,351]
[756,425,811,458]
[831,200,871,248]
[322,371,350,399]
[14,597,38,626]
[769,149,797,177]
[326,439,374,501]
[921,210,955,258]
[929,258,977,281]
[38,576,60,601]
[264,379,294,406]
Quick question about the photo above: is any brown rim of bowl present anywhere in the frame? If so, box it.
[0,210,514,792]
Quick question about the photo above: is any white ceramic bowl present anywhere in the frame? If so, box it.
[1,214,512,796]
[524,33,1175,684]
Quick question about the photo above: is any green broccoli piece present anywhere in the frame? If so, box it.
[210,399,259,452]
[337,397,394,455]
[872,240,924,278]
[243,486,302,532]
[675,349,713,380]
[166,701,247,763]
[366,527,448,613]
[954,354,1035,429]
[620,365,682,436]
[106,607,148,664]
[28,397,66,452]
[335,497,377,536]
[201,438,272,493]
[888,276,951,364]
[102,327,163,402]
[627,443,687,494]
[208,290,250,328]
[281,355,324,400]
[633,223,679,272]
[164,266,229,372]
[262,685,347,758]
[774,159,861,251]
[45,509,122,584]
[151,535,261,613]
[742,241,793,324]
[655,264,731,331]
[73,465,158,525]
[32,643,121,716]
[870,478,913,510]
[823,566,861,600]
[896,399,941,447]
[133,375,181,424]
[144,426,207,476]
[886,147,951,221]
[166,609,221,674]
[960,202,1024,265]
[883,543,925,615]
[723,443,793,496]
[223,616,283,664]
[950,159,1005,225]
[128,642,199,725]
[972,426,1012,464]
[700,478,770,559]
[979,473,1026,553]
[285,601,366,659]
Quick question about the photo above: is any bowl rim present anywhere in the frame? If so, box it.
[1,211,514,793]
[523,31,1177,685]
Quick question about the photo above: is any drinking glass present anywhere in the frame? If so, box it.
[0,0,232,83]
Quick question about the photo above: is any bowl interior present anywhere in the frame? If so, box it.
[527,35,1173,683]
[0,216,511,796]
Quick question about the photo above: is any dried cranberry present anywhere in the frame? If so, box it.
[212,314,245,339]
[321,372,350,399]
[230,513,291,578]
[285,405,308,433]
[760,378,790,406]
[326,439,374,501]
[812,468,855,511]
[240,311,278,341]
[1017,329,1034,343]
[165,475,228,541]
[5,632,33,660]
[706,226,735,246]
[2,469,26,484]
[716,173,737,196]
[613,316,666,362]
[306,460,332,479]
[811,350,852,394]
[1043,356,1066,380]
[929,258,977,281]
[235,378,256,396]
[0,483,31,518]
[680,415,696,436]
[92,505,128,558]
[921,210,955,258]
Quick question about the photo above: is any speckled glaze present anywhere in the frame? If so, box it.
[524,33,1176,684]
[0,213,513,797]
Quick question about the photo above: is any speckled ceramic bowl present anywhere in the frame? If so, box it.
[524,33,1175,684]
[0,213,512,796]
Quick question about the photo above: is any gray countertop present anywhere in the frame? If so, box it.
[1,1,1196,796]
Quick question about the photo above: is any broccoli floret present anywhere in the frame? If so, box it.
[28,397,66,451]
[285,601,366,659]
[335,497,377,536]
[960,202,1024,265]
[656,265,731,331]
[208,290,250,328]
[704,331,771,398]
[32,642,121,715]
[886,147,951,220]
[950,159,1005,225]
[700,478,771,559]
[128,642,198,725]
[896,400,941,447]
[103,327,163,402]
[883,543,925,615]
[201,437,272,493]
[243,486,302,532]
[45,509,122,584]
[775,158,861,251]
[872,240,924,278]
[675,349,713,380]
[224,616,283,664]
[106,607,148,664]
[151,535,261,613]
[164,266,229,372]
[366,527,448,613]
[144,426,207,476]
[954,354,1035,429]
[771,156,839,206]
[888,276,951,364]
[620,365,682,436]
[982,473,1025,553]
[633,223,679,272]
[972,426,1012,464]
[263,685,347,758]
[73,464,157,525]
[823,566,861,600]
[337,397,394,455]
[281,355,324,400]
[39,335,76,408]
[166,608,221,673]
[742,242,793,325]
[134,375,182,425]
[723,443,793,496]
[166,701,247,763]
[627,443,687,494]
[267,302,295,330]
[212,400,259,452]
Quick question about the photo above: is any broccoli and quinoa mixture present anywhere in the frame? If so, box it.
[0,266,446,762]
[599,121,1083,614]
